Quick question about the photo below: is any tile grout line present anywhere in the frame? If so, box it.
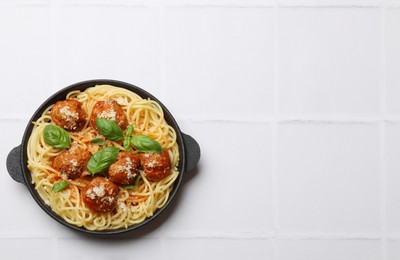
[379,0,388,259]
[0,0,385,8]
[159,6,167,101]
[160,236,167,257]
[50,2,57,92]
[380,119,388,260]
[52,236,58,260]
[380,0,387,116]
[161,232,389,240]
[3,233,400,240]
[271,3,280,260]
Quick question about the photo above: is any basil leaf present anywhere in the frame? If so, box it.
[123,125,134,151]
[124,176,141,190]
[126,125,134,136]
[96,117,123,141]
[52,181,69,192]
[87,146,120,174]
[90,137,105,146]
[43,124,71,149]
[131,135,162,153]
[123,139,130,151]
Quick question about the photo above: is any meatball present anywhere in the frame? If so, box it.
[51,100,86,132]
[90,100,127,130]
[139,150,171,182]
[52,147,91,179]
[82,177,119,212]
[108,152,140,185]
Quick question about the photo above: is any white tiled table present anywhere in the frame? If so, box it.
[1,0,400,259]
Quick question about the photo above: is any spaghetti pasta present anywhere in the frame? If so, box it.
[27,85,179,231]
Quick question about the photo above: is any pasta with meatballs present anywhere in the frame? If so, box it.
[27,85,179,231]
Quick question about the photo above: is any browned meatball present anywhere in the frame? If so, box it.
[108,152,140,185]
[82,177,119,212]
[139,150,171,182]
[52,147,91,179]
[51,100,86,132]
[89,100,127,130]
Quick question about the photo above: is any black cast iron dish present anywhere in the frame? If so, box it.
[6,79,200,235]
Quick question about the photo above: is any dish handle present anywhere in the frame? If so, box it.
[182,133,200,172]
[7,145,25,184]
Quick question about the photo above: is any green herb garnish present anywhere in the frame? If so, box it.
[123,125,134,151]
[96,117,123,141]
[90,137,106,146]
[52,181,69,192]
[43,124,71,149]
[124,176,142,190]
[131,135,162,153]
[87,146,120,175]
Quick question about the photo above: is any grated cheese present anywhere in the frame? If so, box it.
[60,106,79,120]
[118,202,127,213]
[69,159,79,172]
[86,188,95,199]
[97,109,117,120]
[116,157,137,180]
[125,157,134,179]
[146,159,159,168]
[102,196,115,205]
[92,184,106,197]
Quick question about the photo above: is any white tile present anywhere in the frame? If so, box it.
[171,0,276,5]
[385,8,400,114]
[278,0,380,6]
[0,238,54,260]
[385,0,400,7]
[388,240,400,260]
[279,239,382,260]
[165,238,274,260]
[278,7,380,116]
[53,6,162,97]
[52,0,276,5]
[164,7,274,121]
[1,120,61,237]
[158,121,274,235]
[0,6,53,119]
[385,124,400,234]
[278,123,381,234]
[0,0,49,4]
[57,237,162,260]
[52,0,149,4]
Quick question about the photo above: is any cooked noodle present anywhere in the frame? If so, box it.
[27,85,179,230]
